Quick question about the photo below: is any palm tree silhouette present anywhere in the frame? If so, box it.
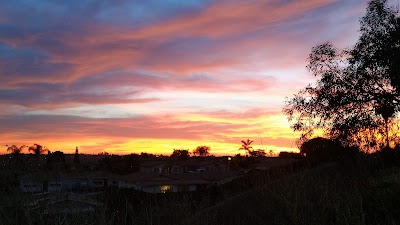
[6,145,26,166]
[6,145,21,155]
[239,139,254,156]
[29,144,48,157]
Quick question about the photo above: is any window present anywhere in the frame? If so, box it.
[160,185,172,193]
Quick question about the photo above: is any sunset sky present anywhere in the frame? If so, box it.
[0,0,380,155]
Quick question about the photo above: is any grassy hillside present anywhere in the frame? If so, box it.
[184,161,400,225]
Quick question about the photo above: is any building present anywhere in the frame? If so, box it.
[139,158,230,174]
[20,171,109,193]
[19,158,242,194]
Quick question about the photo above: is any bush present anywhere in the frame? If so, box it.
[300,137,344,164]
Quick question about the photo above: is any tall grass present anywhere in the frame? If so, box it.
[184,161,400,225]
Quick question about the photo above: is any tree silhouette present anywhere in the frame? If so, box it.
[6,145,26,166]
[47,151,65,170]
[29,144,49,157]
[352,0,400,92]
[6,145,21,155]
[170,149,190,160]
[284,0,400,150]
[193,145,211,157]
[74,146,80,164]
[140,152,156,158]
[300,137,343,163]
[239,139,253,156]
[249,149,266,157]
[48,151,65,163]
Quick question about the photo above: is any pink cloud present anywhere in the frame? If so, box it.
[0,0,369,154]
[0,108,296,154]
[0,0,353,84]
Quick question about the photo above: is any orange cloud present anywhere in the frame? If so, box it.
[0,0,368,156]
[0,109,298,155]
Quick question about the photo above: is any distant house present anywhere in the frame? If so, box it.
[179,160,229,173]
[122,173,209,193]
[140,159,171,173]
[140,158,230,174]
[170,164,184,173]
[120,170,243,194]
[19,159,242,194]
[20,171,109,193]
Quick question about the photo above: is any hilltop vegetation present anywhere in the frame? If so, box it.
[284,0,400,151]
[185,160,400,225]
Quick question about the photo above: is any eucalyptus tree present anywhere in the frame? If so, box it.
[284,0,400,150]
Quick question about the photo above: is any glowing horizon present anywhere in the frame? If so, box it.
[0,0,369,155]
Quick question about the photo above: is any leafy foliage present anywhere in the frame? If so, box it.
[239,139,254,156]
[47,151,65,163]
[284,0,400,150]
[140,152,156,158]
[300,137,344,163]
[6,145,22,155]
[6,144,26,165]
[28,143,49,156]
[193,145,211,157]
[47,150,66,170]
[170,149,190,160]
[249,149,266,157]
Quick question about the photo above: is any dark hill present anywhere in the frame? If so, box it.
[184,162,400,225]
